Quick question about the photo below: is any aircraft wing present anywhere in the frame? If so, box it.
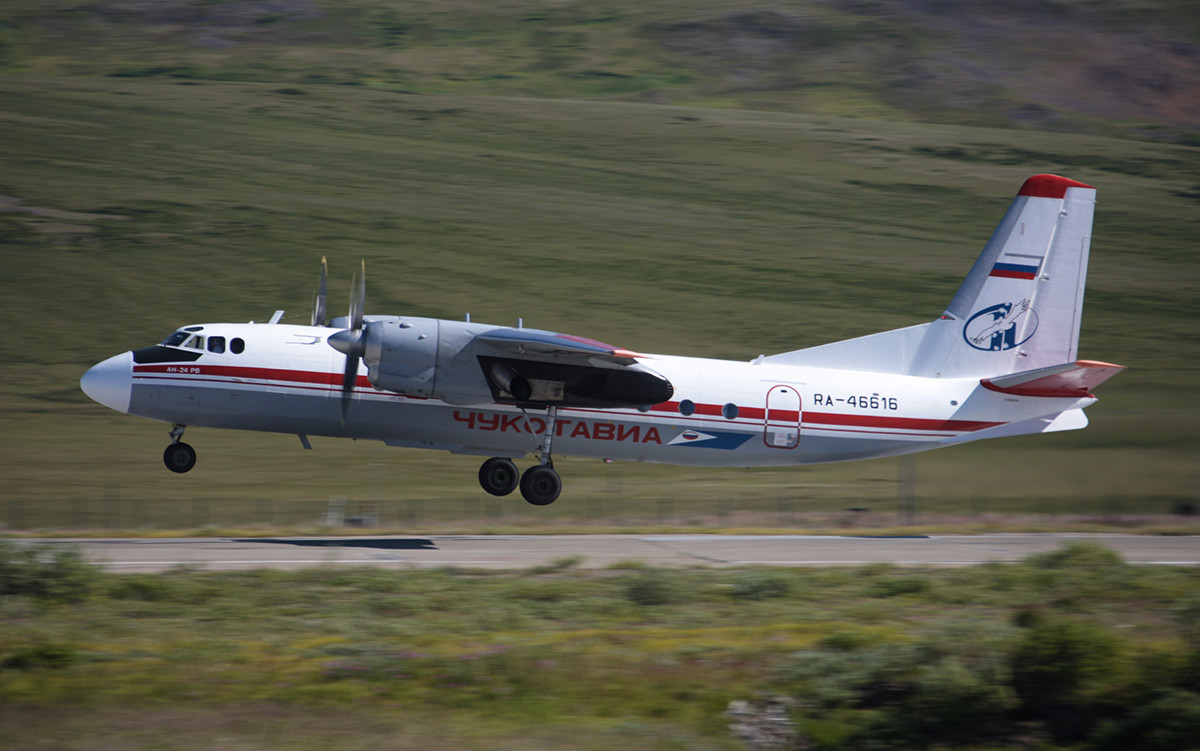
[474,327,672,408]
[476,328,643,366]
[980,360,1124,397]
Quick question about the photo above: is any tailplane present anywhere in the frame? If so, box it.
[765,174,1099,378]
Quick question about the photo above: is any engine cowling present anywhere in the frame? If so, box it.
[362,317,440,398]
[356,317,673,408]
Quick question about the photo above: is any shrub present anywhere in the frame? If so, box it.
[623,572,677,606]
[729,572,792,601]
[106,575,179,602]
[778,642,922,710]
[0,541,100,602]
[865,575,931,598]
[1,643,77,670]
[1090,689,1200,751]
[1012,619,1121,708]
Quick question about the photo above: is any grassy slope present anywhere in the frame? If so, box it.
[0,76,1196,531]
[3,1,1198,139]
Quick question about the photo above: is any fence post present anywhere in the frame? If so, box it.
[899,456,916,525]
[6,500,25,530]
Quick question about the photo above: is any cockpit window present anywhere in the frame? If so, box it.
[183,335,205,350]
[161,331,189,347]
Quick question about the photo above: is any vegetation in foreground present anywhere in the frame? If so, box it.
[2,540,1199,749]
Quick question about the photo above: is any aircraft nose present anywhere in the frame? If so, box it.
[81,351,133,413]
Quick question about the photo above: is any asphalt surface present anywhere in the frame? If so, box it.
[21,533,1200,572]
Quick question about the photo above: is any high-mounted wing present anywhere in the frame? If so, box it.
[475,327,672,408]
[476,328,643,365]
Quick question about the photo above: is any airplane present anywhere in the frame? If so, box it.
[81,174,1123,506]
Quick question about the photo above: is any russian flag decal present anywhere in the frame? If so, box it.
[667,430,754,450]
[989,261,1039,280]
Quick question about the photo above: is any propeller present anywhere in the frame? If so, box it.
[311,256,328,327]
[326,259,368,424]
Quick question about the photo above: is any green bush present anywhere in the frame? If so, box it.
[0,541,99,602]
[1011,618,1122,711]
[1090,689,1200,751]
[864,575,931,598]
[106,574,179,602]
[623,572,677,606]
[1,643,77,670]
[728,572,792,600]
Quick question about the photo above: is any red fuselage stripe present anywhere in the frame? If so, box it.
[134,366,1002,435]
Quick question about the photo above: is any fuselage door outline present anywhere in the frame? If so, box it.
[764,385,801,449]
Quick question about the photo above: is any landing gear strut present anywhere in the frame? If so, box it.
[476,406,563,506]
[163,424,196,474]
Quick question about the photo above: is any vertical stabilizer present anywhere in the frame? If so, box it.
[908,174,1097,378]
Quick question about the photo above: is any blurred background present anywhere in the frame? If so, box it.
[1,0,1197,533]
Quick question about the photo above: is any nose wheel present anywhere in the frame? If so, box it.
[163,424,196,474]
[163,442,196,473]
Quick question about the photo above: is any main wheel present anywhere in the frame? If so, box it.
[163,442,197,474]
[520,465,562,506]
[479,457,519,496]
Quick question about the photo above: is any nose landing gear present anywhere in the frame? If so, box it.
[163,424,196,474]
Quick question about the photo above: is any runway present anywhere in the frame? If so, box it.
[25,533,1200,573]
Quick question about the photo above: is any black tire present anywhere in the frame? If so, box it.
[479,457,519,496]
[163,442,197,474]
[520,465,562,506]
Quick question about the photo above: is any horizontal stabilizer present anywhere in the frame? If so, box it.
[980,360,1124,397]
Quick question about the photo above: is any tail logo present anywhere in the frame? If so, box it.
[963,299,1038,351]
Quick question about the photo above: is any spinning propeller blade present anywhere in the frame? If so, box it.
[340,347,360,424]
[311,256,328,327]
[350,259,365,332]
[325,259,368,425]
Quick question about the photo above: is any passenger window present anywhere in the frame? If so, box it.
[230,338,245,354]
[208,336,226,354]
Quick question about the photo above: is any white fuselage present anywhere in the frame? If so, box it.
[83,322,1095,468]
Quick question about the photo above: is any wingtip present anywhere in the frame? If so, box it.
[1018,174,1096,198]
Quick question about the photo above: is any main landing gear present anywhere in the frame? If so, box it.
[478,407,563,506]
[163,424,196,474]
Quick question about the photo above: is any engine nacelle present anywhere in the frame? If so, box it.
[359,317,498,404]
[362,317,441,398]
[357,316,673,408]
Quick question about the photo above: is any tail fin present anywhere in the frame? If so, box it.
[909,174,1097,377]
[763,174,1097,378]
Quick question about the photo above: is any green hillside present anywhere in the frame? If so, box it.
[0,1,1197,530]
[2,0,1198,139]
